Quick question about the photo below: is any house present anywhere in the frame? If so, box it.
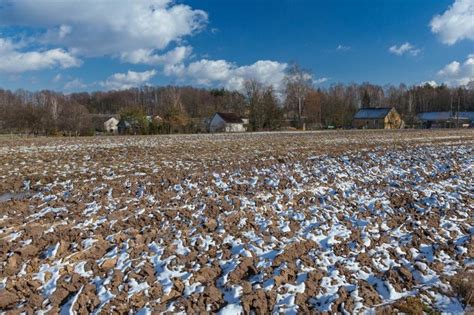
[90,114,119,133]
[417,111,474,128]
[352,107,404,129]
[208,112,247,133]
[104,117,119,133]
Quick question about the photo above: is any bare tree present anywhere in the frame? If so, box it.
[284,63,313,127]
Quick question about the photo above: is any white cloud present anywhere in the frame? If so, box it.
[313,77,329,85]
[430,0,474,45]
[389,42,421,56]
[0,38,81,73]
[102,70,157,90]
[166,59,288,91]
[437,54,474,86]
[120,46,193,66]
[0,0,207,59]
[418,80,438,87]
[64,78,87,90]
[336,44,350,51]
[438,61,461,76]
[58,25,72,39]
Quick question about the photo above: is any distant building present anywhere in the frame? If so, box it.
[152,115,163,123]
[352,107,404,129]
[209,112,247,133]
[117,118,140,135]
[417,111,474,128]
[104,117,119,133]
[90,114,119,133]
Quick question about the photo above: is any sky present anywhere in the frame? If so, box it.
[0,0,473,93]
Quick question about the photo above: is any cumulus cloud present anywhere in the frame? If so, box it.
[0,38,81,73]
[389,42,421,56]
[64,78,87,90]
[120,46,193,66]
[165,59,288,91]
[438,61,461,76]
[430,0,474,45]
[437,54,474,86]
[313,77,329,85]
[0,0,318,92]
[418,80,438,87]
[0,0,207,70]
[336,44,350,51]
[102,70,157,90]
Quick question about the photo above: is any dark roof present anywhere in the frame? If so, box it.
[417,111,474,122]
[417,112,451,121]
[215,112,244,123]
[353,107,393,119]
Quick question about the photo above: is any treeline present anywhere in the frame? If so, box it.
[1,66,473,135]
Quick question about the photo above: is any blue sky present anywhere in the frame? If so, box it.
[0,0,473,92]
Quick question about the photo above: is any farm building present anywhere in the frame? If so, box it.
[209,112,247,133]
[90,114,119,133]
[417,111,474,128]
[104,117,119,133]
[352,107,404,129]
[117,118,142,135]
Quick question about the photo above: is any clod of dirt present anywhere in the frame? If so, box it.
[101,257,117,270]
[194,266,221,284]
[357,279,382,306]
[393,296,426,314]
[0,289,19,309]
[305,270,324,296]
[5,254,21,275]
[205,219,218,231]
[228,257,257,283]
[273,240,318,266]
[241,288,272,314]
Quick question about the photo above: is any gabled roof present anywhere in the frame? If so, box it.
[416,112,451,121]
[105,117,119,123]
[353,107,393,119]
[417,111,474,121]
[215,112,244,123]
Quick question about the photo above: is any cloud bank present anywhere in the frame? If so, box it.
[165,59,289,91]
[0,38,80,73]
[0,0,207,57]
[0,0,298,91]
[437,54,474,86]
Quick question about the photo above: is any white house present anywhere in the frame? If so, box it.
[209,112,247,133]
[104,117,119,133]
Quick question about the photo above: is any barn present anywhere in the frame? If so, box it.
[208,112,247,133]
[417,111,474,128]
[352,107,404,129]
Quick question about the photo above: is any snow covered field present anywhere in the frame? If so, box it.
[0,129,473,313]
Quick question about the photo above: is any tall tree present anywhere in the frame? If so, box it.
[284,63,313,127]
[244,79,264,131]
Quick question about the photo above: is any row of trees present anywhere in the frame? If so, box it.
[1,65,473,135]
[0,90,92,135]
